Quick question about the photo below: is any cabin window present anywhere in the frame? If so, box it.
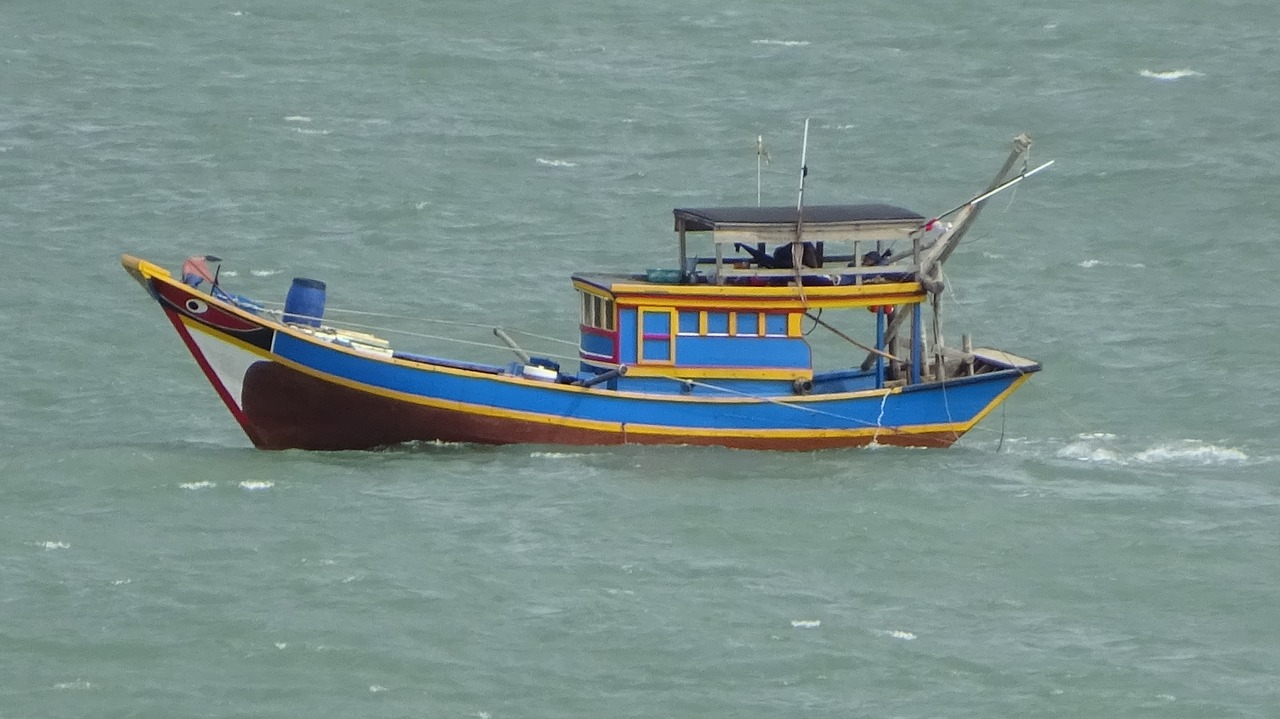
[736,312,761,337]
[764,313,790,337]
[705,311,731,336]
[675,310,792,338]
[678,311,700,335]
[579,291,615,331]
[638,308,675,364]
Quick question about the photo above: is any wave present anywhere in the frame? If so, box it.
[536,158,577,167]
[1054,435,1252,467]
[1140,68,1203,81]
[180,480,215,490]
[1133,442,1249,465]
[284,116,312,123]
[1077,259,1145,269]
[54,680,96,690]
[239,480,274,490]
[790,619,820,628]
[753,39,811,47]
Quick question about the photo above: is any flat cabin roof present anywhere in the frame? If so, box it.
[674,204,924,230]
[673,203,926,244]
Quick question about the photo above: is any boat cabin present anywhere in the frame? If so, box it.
[572,204,942,396]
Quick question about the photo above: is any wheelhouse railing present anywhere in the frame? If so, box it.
[672,205,928,286]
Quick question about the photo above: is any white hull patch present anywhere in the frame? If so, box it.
[184,323,267,410]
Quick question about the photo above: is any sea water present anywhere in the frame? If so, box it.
[2,0,1278,716]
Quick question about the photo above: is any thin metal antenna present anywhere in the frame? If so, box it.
[792,119,811,298]
[208,254,223,288]
[796,119,810,213]
[756,135,768,206]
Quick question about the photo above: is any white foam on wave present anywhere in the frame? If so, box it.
[536,158,577,167]
[753,39,811,47]
[42,541,70,550]
[292,127,330,135]
[1057,442,1125,464]
[250,269,280,277]
[1140,68,1203,81]
[284,115,312,123]
[1056,435,1250,467]
[54,680,96,690]
[1078,259,1146,269]
[791,619,821,629]
[369,684,387,693]
[531,451,589,459]
[239,480,274,491]
[1133,442,1248,465]
[180,481,215,490]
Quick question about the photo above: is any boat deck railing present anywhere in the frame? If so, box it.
[687,247,919,286]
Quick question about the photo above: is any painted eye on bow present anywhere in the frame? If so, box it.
[185,299,209,314]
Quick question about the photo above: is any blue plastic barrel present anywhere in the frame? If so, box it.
[283,277,326,326]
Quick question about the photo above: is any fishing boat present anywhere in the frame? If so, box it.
[122,132,1049,451]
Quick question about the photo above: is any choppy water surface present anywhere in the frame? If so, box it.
[3,1,1278,716]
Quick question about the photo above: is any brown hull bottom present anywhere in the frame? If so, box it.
[238,361,961,452]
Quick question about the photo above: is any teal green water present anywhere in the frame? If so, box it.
[3,1,1279,716]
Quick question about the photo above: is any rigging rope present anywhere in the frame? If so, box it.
[675,376,891,429]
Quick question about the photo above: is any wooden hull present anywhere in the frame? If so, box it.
[124,255,1036,452]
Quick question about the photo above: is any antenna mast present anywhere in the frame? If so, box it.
[791,119,811,293]
[793,118,811,255]
[795,119,810,214]
[756,135,770,206]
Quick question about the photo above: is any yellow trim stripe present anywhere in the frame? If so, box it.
[623,366,812,381]
[607,280,923,298]
[618,295,923,311]
[571,280,616,300]
[788,313,802,337]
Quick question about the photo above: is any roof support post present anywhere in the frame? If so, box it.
[678,227,688,283]
[875,307,886,389]
[910,303,923,385]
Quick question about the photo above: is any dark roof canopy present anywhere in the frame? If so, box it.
[674,203,924,232]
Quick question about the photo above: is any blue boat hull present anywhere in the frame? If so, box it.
[124,255,1036,451]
